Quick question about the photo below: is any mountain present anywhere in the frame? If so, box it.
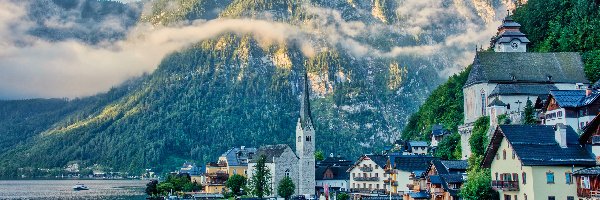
[0,0,513,177]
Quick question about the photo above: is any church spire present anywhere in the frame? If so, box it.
[300,71,313,129]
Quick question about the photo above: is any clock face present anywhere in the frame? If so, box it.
[511,41,519,49]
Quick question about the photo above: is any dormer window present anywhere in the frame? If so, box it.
[547,75,553,81]
[511,74,516,81]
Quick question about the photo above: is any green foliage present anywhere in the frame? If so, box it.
[226,174,248,196]
[434,133,462,160]
[146,180,159,196]
[277,176,295,200]
[460,155,498,200]
[522,98,536,125]
[583,50,600,83]
[401,66,471,141]
[157,182,175,195]
[512,0,600,82]
[469,116,490,157]
[497,114,511,125]
[336,193,350,200]
[314,150,325,162]
[250,155,271,198]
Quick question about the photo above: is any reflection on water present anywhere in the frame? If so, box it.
[0,179,147,199]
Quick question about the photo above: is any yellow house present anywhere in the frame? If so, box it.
[204,146,257,194]
[482,124,596,200]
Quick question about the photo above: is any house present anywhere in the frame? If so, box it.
[459,14,590,159]
[574,114,600,200]
[202,146,257,194]
[543,88,600,132]
[404,171,430,200]
[425,160,468,200]
[348,154,391,196]
[481,124,596,200]
[406,141,429,155]
[315,154,352,194]
[573,166,600,200]
[247,144,300,197]
[394,155,439,194]
[431,125,451,148]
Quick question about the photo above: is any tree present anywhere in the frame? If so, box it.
[336,193,350,200]
[250,155,271,198]
[459,156,499,200]
[315,150,325,162]
[497,114,511,125]
[434,133,461,160]
[277,176,295,200]
[183,181,202,192]
[469,116,490,157]
[145,180,159,196]
[522,98,536,125]
[226,174,248,197]
[157,182,175,195]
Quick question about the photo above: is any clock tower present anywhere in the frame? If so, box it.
[493,12,529,53]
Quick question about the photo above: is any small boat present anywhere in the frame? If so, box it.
[72,183,89,191]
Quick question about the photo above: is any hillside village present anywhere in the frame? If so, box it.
[156,14,600,200]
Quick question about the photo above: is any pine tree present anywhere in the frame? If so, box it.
[250,155,271,198]
[522,98,536,125]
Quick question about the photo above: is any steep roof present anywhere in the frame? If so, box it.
[489,84,558,97]
[579,114,600,144]
[347,154,389,172]
[574,166,600,175]
[221,147,257,166]
[431,160,468,175]
[482,125,596,167]
[431,125,450,136]
[251,144,293,163]
[315,165,350,180]
[549,90,600,108]
[465,52,588,87]
[299,72,313,129]
[394,155,438,173]
[408,141,428,147]
[488,98,508,107]
[319,156,353,167]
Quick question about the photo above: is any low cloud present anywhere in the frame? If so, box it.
[0,0,513,99]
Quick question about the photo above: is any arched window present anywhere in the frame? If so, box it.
[522,172,526,184]
[503,150,506,160]
[285,169,290,177]
[481,90,486,116]
[297,136,301,142]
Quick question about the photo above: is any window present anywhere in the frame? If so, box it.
[363,183,366,188]
[582,176,591,189]
[495,172,499,181]
[522,172,526,184]
[353,173,355,178]
[285,169,290,177]
[566,172,573,184]
[503,150,507,160]
[567,196,574,200]
[297,136,301,142]
[376,184,379,189]
[547,196,555,200]
[512,151,515,159]
[375,173,378,177]
[369,184,372,189]
[524,194,527,200]
[504,195,511,200]
[546,172,554,184]
[514,195,517,200]
[352,183,355,188]
[496,153,499,160]
[481,91,486,116]
[375,165,379,169]
[512,173,519,183]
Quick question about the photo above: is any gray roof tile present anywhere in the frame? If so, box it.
[251,144,293,163]
[489,84,558,97]
[550,90,600,108]
[465,52,589,87]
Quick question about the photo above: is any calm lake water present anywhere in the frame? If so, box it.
[0,179,148,199]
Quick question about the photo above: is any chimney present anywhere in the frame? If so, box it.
[554,123,568,148]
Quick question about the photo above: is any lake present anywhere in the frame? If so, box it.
[0,179,148,199]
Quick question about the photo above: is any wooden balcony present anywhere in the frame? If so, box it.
[350,188,386,194]
[354,177,379,181]
[491,180,519,191]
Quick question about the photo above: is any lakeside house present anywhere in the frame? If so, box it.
[202,146,256,194]
[315,154,352,194]
[481,124,596,200]
[424,160,468,200]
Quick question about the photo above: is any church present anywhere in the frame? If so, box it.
[459,14,591,159]
[247,72,316,198]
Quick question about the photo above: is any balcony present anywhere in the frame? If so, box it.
[350,188,386,194]
[431,187,444,194]
[354,177,379,181]
[491,180,519,191]
[360,166,374,172]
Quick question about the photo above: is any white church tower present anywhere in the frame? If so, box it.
[296,72,316,196]
[493,12,530,52]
